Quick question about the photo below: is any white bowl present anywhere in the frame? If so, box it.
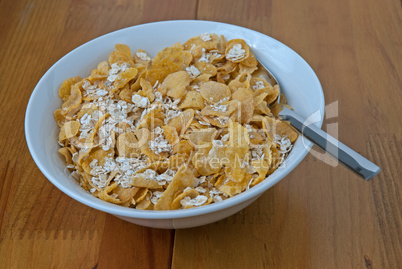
[25,20,325,229]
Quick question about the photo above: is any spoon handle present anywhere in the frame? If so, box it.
[279,107,380,180]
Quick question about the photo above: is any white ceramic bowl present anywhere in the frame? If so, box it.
[25,20,325,229]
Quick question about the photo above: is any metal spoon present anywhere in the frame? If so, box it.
[256,61,380,180]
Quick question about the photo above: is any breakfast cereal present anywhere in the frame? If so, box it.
[55,33,297,210]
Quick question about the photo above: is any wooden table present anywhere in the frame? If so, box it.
[1,0,401,268]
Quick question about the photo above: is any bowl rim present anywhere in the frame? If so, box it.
[25,20,325,220]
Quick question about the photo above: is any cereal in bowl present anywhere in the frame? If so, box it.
[55,33,298,210]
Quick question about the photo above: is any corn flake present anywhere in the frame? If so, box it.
[59,76,82,100]
[59,121,80,141]
[163,71,190,99]
[154,165,196,210]
[200,81,231,104]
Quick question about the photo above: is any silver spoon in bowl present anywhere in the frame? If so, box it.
[256,61,380,180]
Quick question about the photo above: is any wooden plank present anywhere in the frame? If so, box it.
[0,0,195,267]
[172,0,402,268]
[367,134,402,268]
[0,159,106,268]
[141,0,197,23]
[97,215,174,269]
[196,0,273,34]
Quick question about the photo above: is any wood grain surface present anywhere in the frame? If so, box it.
[0,0,400,268]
